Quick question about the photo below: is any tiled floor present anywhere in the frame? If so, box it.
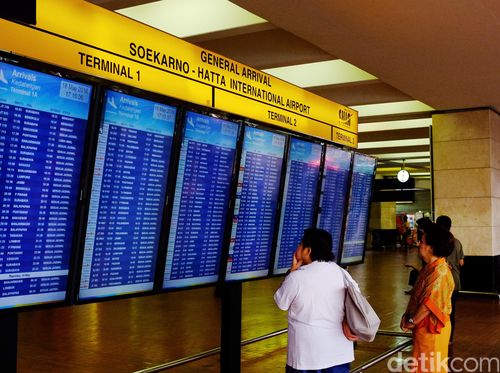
[16,249,500,372]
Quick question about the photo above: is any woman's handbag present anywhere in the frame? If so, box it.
[341,268,381,342]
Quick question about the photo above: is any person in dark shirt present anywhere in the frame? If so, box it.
[436,215,464,344]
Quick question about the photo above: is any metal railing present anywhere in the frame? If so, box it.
[134,328,412,373]
[349,339,413,373]
[459,290,500,299]
[134,347,221,373]
[376,329,412,338]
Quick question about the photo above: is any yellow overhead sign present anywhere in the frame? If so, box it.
[0,0,358,146]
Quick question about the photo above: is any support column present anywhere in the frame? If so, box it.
[0,312,18,373]
[369,202,397,249]
[432,109,500,292]
[220,282,242,373]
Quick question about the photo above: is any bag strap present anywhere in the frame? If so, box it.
[340,268,360,293]
[339,267,351,288]
[340,268,346,284]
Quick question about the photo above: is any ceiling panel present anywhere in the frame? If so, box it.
[308,81,413,106]
[358,128,429,143]
[188,28,335,69]
[89,0,153,10]
[360,145,430,156]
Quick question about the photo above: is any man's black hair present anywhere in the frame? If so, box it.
[301,228,334,262]
[436,215,452,232]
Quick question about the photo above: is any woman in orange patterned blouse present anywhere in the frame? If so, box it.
[400,222,455,372]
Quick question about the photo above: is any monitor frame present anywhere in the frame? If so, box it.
[220,123,289,284]
[72,85,183,305]
[315,144,354,265]
[269,135,324,276]
[338,153,377,267]
[0,53,98,313]
[158,109,243,292]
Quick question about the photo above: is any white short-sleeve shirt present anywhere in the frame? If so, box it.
[274,261,356,370]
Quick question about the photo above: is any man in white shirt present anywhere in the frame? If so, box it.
[274,228,358,373]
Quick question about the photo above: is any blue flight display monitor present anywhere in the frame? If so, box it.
[317,146,352,259]
[0,61,92,310]
[163,111,239,289]
[225,127,286,281]
[79,90,176,300]
[273,138,322,275]
[340,153,376,265]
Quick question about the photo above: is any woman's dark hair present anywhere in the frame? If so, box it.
[301,228,334,262]
[423,222,454,257]
[416,217,432,242]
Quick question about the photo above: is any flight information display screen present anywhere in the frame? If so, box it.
[79,90,176,300]
[0,61,92,310]
[273,138,322,275]
[163,111,239,289]
[317,146,352,259]
[225,127,286,281]
[341,153,376,265]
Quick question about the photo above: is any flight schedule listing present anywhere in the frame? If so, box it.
[79,91,176,300]
[273,139,321,275]
[163,112,239,289]
[341,154,376,265]
[317,146,352,258]
[226,127,285,281]
[0,62,91,309]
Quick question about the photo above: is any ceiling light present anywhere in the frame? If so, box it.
[408,172,432,176]
[358,118,431,132]
[375,151,430,160]
[262,60,377,88]
[351,101,433,117]
[379,158,430,165]
[117,0,267,38]
[358,138,429,149]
